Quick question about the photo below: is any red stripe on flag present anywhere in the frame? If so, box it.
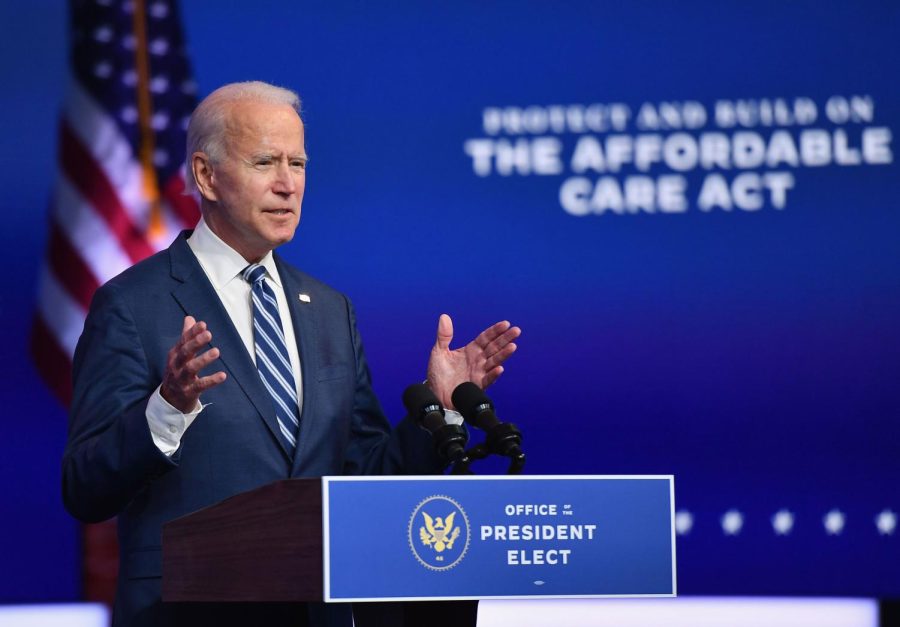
[162,173,200,229]
[59,121,155,264]
[30,314,73,407]
[48,219,100,311]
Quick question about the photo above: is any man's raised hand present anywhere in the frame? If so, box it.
[426,314,520,409]
[160,316,227,413]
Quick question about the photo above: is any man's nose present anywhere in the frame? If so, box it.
[272,161,297,194]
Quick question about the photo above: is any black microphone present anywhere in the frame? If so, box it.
[402,384,469,465]
[451,382,524,463]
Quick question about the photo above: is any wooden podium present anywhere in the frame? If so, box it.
[162,478,477,626]
[162,474,674,625]
[163,479,324,603]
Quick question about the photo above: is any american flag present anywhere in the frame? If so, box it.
[32,0,200,405]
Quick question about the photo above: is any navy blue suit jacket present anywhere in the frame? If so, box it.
[63,232,439,625]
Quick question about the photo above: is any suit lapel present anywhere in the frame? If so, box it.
[167,234,293,462]
[275,254,320,473]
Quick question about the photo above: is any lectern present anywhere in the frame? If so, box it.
[163,478,470,626]
[162,475,675,625]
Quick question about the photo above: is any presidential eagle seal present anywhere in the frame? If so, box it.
[408,495,470,571]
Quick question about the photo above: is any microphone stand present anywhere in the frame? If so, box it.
[451,422,525,475]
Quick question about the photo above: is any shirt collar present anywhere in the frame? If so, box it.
[187,216,283,290]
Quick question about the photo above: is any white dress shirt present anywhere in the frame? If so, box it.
[147,217,304,455]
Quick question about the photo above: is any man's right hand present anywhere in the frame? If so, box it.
[160,316,227,413]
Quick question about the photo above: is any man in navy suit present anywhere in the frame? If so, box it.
[62,81,520,627]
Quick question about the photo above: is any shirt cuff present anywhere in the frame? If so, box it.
[444,409,464,426]
[146,386,205,456]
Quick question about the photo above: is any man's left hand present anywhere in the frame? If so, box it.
[426,314,521,409]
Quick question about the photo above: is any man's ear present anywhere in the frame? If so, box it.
[191,152,217,201]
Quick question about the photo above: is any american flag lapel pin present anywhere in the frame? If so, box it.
[298,293,311,303]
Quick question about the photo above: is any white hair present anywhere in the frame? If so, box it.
[185,81,301,192]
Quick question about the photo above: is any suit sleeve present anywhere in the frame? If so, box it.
[62,282,177,523]
[339,297,445,476]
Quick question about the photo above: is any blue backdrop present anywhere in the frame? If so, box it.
[1,0,897,602]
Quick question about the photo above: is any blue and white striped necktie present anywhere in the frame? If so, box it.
[242,263,300,455]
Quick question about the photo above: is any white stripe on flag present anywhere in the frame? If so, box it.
[38,265,87,359]
[54,177,134,284]
[64,80,179,243]
[64,81,145,218]
[158,198,193,248]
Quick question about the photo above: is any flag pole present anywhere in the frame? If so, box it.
[132,0,164,241]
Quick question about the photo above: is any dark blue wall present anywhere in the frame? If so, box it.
[1,0,898,602]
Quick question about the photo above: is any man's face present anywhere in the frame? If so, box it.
[199,100,306,262]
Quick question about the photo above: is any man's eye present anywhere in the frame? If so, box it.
[291,160,307,169]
